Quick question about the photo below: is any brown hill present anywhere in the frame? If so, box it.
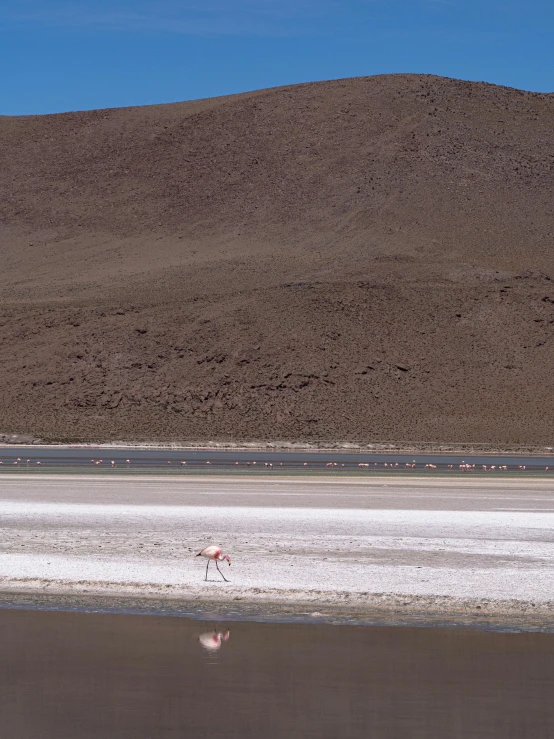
[1,74,554,445]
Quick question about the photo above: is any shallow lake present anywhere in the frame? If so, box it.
[1,608,553,738]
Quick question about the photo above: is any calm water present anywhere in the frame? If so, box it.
[2,444,554,471]
[1,608,553,738]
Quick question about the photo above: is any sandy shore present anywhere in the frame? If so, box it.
[1,474,553,627]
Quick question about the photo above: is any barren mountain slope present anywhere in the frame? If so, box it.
[1,74,553,444]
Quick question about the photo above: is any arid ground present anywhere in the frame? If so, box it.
[1,474,554,626]
[1,74,554,444]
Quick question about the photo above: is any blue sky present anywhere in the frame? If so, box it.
[1,0,552,114]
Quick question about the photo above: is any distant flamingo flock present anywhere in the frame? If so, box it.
[0,457,551,472]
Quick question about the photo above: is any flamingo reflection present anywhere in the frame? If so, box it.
[198,630,230,652]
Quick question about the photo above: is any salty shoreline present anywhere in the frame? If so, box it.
[0,584,553,632]
[2,437,554,456]
[1,474,553,630]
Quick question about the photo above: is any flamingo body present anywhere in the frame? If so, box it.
[196,545,231,581]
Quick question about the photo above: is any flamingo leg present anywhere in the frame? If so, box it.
[205,560,210,581]
[215,560,229,582]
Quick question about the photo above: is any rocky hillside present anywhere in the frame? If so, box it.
[1,74,553,444]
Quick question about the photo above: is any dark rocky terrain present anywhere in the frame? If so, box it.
[1,74,553,444]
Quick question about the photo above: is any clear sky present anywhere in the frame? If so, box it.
[1,0,552,115]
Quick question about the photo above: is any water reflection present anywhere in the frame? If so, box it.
[2,608,554,738]
[198,629,230,652]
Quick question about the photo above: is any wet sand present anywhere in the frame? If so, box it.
[1,474,553,626]
[2,607,554,738]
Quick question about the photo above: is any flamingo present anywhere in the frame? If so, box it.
[196,545,231,582]
[198,630,230,652]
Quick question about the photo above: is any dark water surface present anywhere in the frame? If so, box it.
[2,443,554,472]
[1,608,554,739]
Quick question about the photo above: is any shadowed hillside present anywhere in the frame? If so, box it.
[1,74,554,444]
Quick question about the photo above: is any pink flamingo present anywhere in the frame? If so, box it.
[196,545,231,582]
